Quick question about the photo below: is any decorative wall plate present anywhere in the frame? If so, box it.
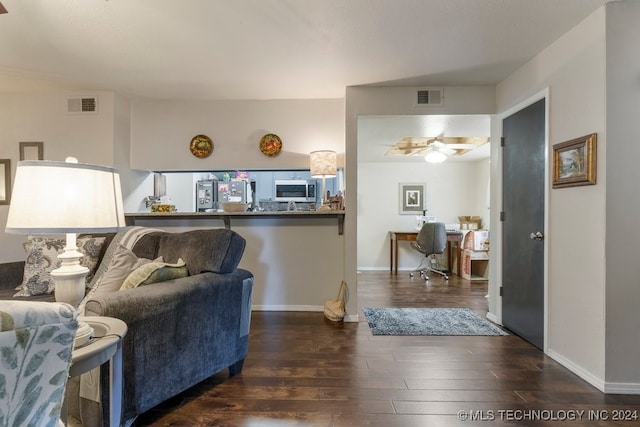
[190,134,213,158]
[259,133,282,157]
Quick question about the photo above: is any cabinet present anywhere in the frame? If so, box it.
[273,171,311,180]
[250,171,274,201]
[461,250,489,281]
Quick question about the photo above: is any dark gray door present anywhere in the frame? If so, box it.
[502,98,545,349]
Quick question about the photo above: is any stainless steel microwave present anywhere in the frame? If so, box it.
[274,179,316,202]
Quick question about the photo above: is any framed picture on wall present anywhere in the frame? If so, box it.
[19,142,44,161]
[0,159,11,205]
[552,133,596,188]
[399,182,425,214]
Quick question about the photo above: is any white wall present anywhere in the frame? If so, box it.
[128,218,344,312]
[604,0,640,388]
[345,85,496,317]
[0,91,117,262]
[130,98,344,171]
[357,161,489,270]
[495,7,608,387]
[1,93,349,314]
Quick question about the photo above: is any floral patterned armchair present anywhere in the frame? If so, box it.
[0,301,78,427]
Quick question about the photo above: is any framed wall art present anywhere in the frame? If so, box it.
[399,182,426,214]
[552,133,596,188]
[19,141,43,160]
[0,159,11,205]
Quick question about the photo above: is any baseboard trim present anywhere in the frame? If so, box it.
[548,349,640,394]
[604,382,640,394]
[546,349,606,392]
[252,305,360,323]
[344,314,360,323]
[486,312,500,325]
[253,305,323,312]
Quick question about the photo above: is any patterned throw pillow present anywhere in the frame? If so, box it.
[77,244,162,315]
[120,258,188,290]
[14,235,106,297]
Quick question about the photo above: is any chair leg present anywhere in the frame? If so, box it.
[411,255,448,281]
[429,266,449,281]
[423,256,449,281]
[410,258,428,278]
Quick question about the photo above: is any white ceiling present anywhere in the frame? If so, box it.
[0,0,610,164]
[0,0,609,100]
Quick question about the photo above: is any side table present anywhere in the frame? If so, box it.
[69,316,127,427]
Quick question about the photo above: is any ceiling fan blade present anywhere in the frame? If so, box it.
[446,143,478,149]
[385,136,489,157]
[0,2,8,14]
[384,145,429,156]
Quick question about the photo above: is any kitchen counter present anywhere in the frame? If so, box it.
[125,210,346,235]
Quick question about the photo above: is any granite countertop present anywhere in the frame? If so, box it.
[125,210,344,217]
[124,210,346,234]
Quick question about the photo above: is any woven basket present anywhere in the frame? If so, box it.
[221,202,249,213]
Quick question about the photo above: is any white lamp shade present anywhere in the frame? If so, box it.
[5,160,126,233]
[310,150,337,177]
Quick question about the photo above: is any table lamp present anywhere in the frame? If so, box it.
[310,150,337,211]
[5,157,126,344]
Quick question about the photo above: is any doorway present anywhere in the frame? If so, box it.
[501,98,546,349]
[356,114,492,272]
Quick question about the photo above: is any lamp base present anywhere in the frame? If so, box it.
[51,233,94,346]
[74,321,94,348]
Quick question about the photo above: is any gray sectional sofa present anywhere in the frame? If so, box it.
[0,227,254,426]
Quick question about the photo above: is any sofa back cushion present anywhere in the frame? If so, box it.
[132,229,246,275]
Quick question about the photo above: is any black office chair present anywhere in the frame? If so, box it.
[410,221,449,281]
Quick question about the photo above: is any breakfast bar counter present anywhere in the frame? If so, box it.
[125,210,346,235]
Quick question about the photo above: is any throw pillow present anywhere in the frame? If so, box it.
[120,258,188,290]
[14,235,106,297]
[77,244,159,314]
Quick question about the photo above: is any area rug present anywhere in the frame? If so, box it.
[362,307,508,336]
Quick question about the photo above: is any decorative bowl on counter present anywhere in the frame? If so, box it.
[221,202,250,213]
[151,204,177,213]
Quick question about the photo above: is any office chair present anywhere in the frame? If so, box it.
[0,301,79,427]
[410,221,449,281]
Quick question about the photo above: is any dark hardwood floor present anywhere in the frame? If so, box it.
[135,272,640,426]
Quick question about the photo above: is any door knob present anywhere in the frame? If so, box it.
[529,231,544,240]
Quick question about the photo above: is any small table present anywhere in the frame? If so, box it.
[389,230,463,274]
[69,316,127,427]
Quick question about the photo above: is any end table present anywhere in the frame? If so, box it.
[69,316,127,427]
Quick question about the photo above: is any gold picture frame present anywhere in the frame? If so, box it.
[19,141,43,160]
[552,133,596,188]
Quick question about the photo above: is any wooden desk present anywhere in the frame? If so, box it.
[389,230,463,274]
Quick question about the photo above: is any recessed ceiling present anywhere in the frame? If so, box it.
[0,0,610,100]
[358,115,492,163]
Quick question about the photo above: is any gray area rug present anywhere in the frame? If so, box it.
[363,307,508,336]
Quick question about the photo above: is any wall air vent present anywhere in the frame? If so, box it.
[415,89,444,107]
[67,96,98,114]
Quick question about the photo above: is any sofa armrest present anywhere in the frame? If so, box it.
[83,268,254,420]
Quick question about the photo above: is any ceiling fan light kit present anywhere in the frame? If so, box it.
[424,150,448,164]
[384,136,490,160]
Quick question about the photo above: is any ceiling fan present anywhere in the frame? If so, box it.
[384,136,490,157]
[0,2,7,14]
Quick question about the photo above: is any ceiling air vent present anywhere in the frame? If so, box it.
[67,96,98,114]
[415,89,444,107]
